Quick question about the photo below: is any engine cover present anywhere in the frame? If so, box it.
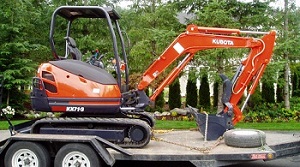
[31,60,121,114]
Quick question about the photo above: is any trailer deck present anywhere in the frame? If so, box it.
[0,130,299,167]
[111,130,300,166]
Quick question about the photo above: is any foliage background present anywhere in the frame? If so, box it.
[0,0,299,123]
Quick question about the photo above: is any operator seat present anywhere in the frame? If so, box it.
[65,36,82,60]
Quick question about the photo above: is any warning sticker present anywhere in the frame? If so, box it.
[173,42,184,54]
[250,154,267,160]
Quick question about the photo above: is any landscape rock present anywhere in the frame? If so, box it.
[170,108,188,115]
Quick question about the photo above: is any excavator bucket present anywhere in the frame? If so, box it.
[188,74,234,140]
[189,107,233,140]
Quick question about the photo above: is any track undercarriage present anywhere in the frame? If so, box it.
[30,117,152,148]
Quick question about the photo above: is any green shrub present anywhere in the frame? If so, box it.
[292,64,300,97]
[261,82,275,103]
[155,91,165,112]
[213,82,219,107]
[244,97,300,123]
[186,71,198,107]
[168,78,181,110]
[199,73,210,109]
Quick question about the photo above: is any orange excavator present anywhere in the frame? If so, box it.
[137,24,276,140]
[29,6,276,147]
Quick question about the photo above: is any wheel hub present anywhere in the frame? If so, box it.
[63,151,91,167]
[24,158,31,165]
[129,126,145,142]
[13,149,39,167]
[74,160,81,167]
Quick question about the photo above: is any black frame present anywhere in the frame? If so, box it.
[49,6,129,90]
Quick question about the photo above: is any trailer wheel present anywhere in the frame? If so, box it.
[4,141,50,167]
[224,129,266,148]
[54,143,101,167]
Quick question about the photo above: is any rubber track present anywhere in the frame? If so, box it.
[30,117,152,148]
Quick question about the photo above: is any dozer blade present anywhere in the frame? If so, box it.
[189,107,233,140]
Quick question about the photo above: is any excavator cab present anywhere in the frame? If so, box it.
[49,6,129,90]
[29,6,153,148]
[31,6,133,115]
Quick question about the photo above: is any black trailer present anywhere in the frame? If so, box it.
[0,129,299,167]
[112,130,300,166]
[0,133,132,167]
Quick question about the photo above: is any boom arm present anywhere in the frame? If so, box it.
[137,24,276,124]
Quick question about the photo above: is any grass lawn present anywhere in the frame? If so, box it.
[154,120,198,130]
[154,120,300,131]
[1,120,299,131]
[235,121,300,131]
[0,120,28,130]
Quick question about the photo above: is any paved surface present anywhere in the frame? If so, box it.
[0,130,299,167]
[0,130,10,140]
[112,130,300,167]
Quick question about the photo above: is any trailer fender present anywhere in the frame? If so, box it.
[95,136,132,156]
[91,136,133,166]
[90,138,116,166]
[0,139,11,167]
[0,139,11,155]
[224,129,266,148]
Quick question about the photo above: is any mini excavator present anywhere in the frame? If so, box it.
[28,6,276,147]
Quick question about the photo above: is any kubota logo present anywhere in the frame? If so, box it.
[212,39,234,45]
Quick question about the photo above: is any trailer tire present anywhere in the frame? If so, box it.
[224,129,266,148]
[54,143,101,167]
[4,141,50,167]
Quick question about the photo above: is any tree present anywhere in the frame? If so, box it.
[0,0,38,110]
[168,78,181,110]
[180,0,275,112]
[247,90,263,110]
[120,1,184,97]
[261,82,275,103]
[199,72,210,110]
[276,85,284,103]
[291,64,300,97]
[283,0,290,109]
[276,69,285,102]
[213,82,219,107]
[272,1,300,109]
[123,1,181,74]
[260,61,279,104]
[155,91,165,112]
[172,0,209,13]
[185,70,198,107]
[190,1,240,112]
